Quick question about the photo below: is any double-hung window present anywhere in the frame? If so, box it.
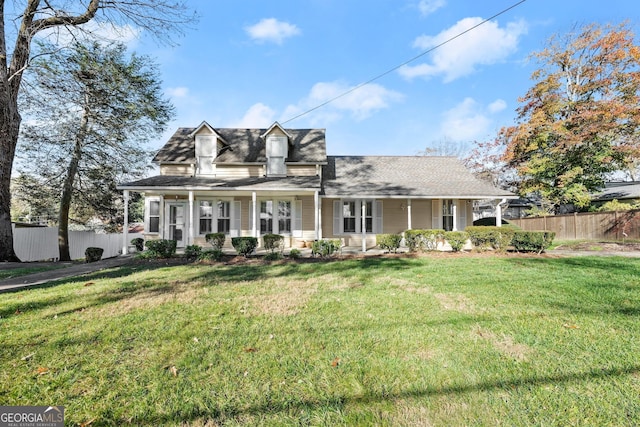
[148,200,160,233]
[218,201,231,234]
[258,199,298,235]
[343,201,357,233]
[278,201,291,233]
[260,201,273,234]
[443,199,454,232]
[334,200,382,234]
[199,201,213,234]
[364,201,373,233]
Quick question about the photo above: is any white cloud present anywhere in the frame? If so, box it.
[440,97,505,141]
[166,87,189,99]
[38,21,141,48]
[229,103,276,128]
[399,17,527,82]
[283,81,404,124]
[245,18,301,45]
[418,0,446,17]
[488,99,507,113]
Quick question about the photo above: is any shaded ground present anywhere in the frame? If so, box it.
[554,241,640,252]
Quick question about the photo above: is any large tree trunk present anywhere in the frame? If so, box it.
[58,106,88,261]
[0,93,22,262]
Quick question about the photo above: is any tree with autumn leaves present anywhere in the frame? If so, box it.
[495,23,640,213]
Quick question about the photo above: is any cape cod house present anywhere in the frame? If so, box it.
[118,121,515,252]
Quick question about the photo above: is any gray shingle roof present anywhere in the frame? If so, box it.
[118,175,321,192]
[594,181,640,201]
[153,127,327,164]
[322,156,515,198]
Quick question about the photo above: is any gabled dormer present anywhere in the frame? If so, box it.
[191,121,227,176]
[261,122,292,177]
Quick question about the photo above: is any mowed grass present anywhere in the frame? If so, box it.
[1,255,640,426]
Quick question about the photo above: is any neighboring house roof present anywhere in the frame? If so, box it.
[153,127,326,164]
[322,156,515,199]
[593,181,640,202]
[118,175,321,192]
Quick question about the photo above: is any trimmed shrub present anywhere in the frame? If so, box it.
[145,239,177,258]
[465,226,515,252]
[512,231,555,254]
[288,248,302,259]
[264,252,283,261]
[404,229,445,252]
[444,231,468,252]
[263,234,284,253]
[130,237,144,252]
[311,239,341,257]
[205,233,226,250]
[377,234,402,253]
[472,217,519,229]
[85,247,104,263]
[199,249,224,262]
[184,244,202,259]
[231,237,258,257]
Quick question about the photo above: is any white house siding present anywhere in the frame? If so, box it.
[411,200,432,229]
[287,165,317,176]
[160,164,193,176]
[214,166,263,178]
[381,199,407,234]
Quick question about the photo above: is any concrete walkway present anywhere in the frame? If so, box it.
[0,255,135,293]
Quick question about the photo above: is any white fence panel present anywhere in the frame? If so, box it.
[12,225,143,262]
[12,225,59,262]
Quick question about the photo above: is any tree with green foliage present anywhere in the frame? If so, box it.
[0,0,194,262]
[17,41,174,261]
[500,23,640,212]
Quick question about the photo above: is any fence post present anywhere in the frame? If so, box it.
[574,212,578,239]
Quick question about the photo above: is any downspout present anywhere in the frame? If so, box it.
[496,198,507,227]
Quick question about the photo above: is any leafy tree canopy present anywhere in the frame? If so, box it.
[16,40,173,258]
[499,22,640,212]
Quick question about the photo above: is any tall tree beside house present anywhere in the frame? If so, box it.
[499,22,640,213]
[17,41,174,261]
[0,0,194,262]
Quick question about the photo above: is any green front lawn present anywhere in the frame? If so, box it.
[1,255,639,426]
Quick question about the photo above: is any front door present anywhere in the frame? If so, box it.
[168,203,186,247]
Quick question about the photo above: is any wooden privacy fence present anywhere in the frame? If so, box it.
[12,225,142,262]
[509,210,640,240]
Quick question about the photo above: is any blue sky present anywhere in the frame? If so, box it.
[128,0,638,156]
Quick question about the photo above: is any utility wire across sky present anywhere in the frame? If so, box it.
[282,0,528,125]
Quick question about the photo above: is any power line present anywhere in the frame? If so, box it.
[281,0,528,125]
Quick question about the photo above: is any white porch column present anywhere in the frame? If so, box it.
[122,190,129,255]
[452,201,458,231]
[252,191,258,237]
[361,199,366,253]
[407,198,412,230]
[314,191,320,240]
[318,194,323,240]
[496,198,506,227]
[188,191,194,245]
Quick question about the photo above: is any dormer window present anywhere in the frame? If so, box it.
[196,135,216,175]
[266,135,288,176]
